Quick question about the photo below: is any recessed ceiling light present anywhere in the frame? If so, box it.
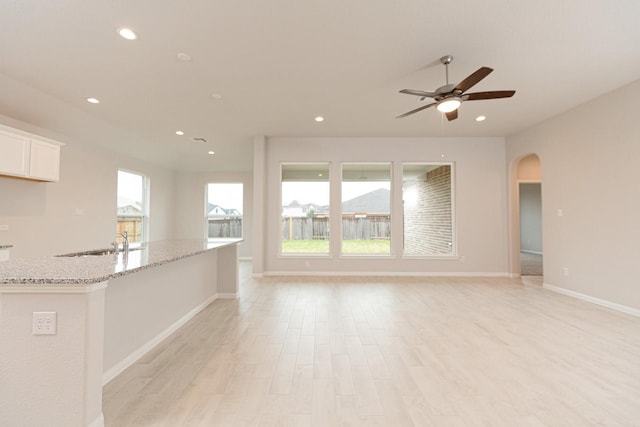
[117,28,139,40]
[211,93,222,100]
[315,116,324,122]
[86,97,100,104]
[176,130,184,136]
[475,115,487,122]
[208,151,215,155]
[177,52,192,62]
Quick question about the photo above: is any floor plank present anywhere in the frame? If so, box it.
[103,262,640,426]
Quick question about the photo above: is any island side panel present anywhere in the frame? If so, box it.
[103,249,218,380]
[216,243,239,297]
[0,284,107,427]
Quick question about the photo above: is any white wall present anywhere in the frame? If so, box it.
[0,115,176,258]
[173,170,253,259]
[506,79,640,310]
[255,136,509,275]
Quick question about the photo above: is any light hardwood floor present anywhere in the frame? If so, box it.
[103,262,640,426]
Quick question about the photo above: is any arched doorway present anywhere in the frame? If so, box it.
[511,154,543,280]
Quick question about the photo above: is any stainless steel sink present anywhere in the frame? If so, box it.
[56,248,141,257]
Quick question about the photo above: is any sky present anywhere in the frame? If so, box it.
[282,181,390,206]
[207,183,244,214]
[117,170,144,205]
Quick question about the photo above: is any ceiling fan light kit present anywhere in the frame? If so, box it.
[397,55,515,121]
[436,97,461,113]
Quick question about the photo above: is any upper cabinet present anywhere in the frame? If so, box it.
[0,125,63,182]
[0,129,30,177]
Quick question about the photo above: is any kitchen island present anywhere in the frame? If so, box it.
[0,238,241,427]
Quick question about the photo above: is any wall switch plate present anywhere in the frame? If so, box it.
[33,312,57,335]
[0,224,8,231]
[563,267,569,277]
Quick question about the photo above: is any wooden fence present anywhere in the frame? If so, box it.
[117,218,143,243]
[282,216,390,240]
[208,217,243,238]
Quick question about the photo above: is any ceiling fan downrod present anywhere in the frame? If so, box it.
[440,55,453,85]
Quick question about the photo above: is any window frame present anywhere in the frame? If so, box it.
[280,162,331,257]
[401,161,457,259]
[340,162,392,257]
[205,182,244,240]
[116,169,150,244]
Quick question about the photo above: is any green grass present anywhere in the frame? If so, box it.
[281,239,390,254]
[281,239,330,254]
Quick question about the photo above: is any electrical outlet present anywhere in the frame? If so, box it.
[563,267,569,277]
[33,312,57,335]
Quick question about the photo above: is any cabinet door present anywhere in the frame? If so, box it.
[0,129,30,177]
[29,139,60,181]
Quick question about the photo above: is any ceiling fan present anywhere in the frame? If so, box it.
[397,55,515,121]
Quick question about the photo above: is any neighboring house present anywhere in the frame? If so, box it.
[282,200,329,217]
[341,188,390,215]
[117,196,143,216]
[282,190,390,218]
[207,203,241,217]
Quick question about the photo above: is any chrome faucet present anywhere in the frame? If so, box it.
[113,231,129,253]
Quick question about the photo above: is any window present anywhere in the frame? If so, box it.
[206,183,243,238]
[402,163,454,256]
[341,163,391,255]
[281,164,330,254]
[117,170,149,243]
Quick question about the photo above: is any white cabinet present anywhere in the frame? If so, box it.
[29,139,60,181]
[0,129,30,178]
[0,125,63,182]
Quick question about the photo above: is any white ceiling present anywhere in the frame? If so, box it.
[1,1,639,171]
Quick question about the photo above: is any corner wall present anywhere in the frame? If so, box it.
[506,79,640,311]
[173,170,253,259]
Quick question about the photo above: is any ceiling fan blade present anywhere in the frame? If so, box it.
[454,67,493,93]
[445,109,458,121]
[399,89,437,98]
[464,90,516,100]
[396,102,437,119]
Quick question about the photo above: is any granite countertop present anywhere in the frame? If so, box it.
[0,239,241,287]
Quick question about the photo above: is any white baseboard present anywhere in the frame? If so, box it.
[543,283,640,318]
[263,271,510,278]
[216,292,238,299]
[102,294,218,385]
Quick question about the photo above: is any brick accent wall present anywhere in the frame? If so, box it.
[404,165,452,255]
